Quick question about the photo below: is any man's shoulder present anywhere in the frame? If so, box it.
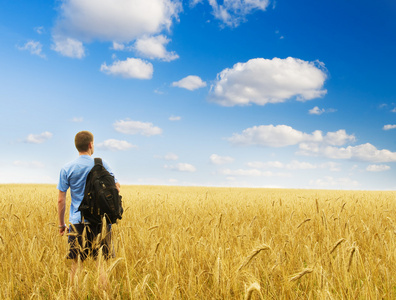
[62,156,94,171]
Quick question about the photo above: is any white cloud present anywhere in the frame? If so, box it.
[219,168,269,177]
[164,163,196,172]
[71,117,83,122]
[114,119,162,136]
[172,75,207,91]
[309,106,325,115]
[247,160,341,171]
[324,129,356,146]
[100,58,153,79]
[18,40,45,58]
[218,168,290,177]
[210,154,235,165]
[164,153,179,160]
[247,161,284,169]
[299,142,396,163]
[13,161,45,168]
[227,125,324,147]
[309,106,337,115]
[228,124,396,163]
[209,57,327,106]
[309,176,359,189]
[366,164,390,172]
[51,37,85,58]
[228,125,355,148]
[392,108,396,113]
[247,160,316,170]
[53,0,182,43]
[155,153,179,160]
[97,139,136,151]
[35,26,45,34]
[383,124,396,130]
[206,0,270,27]
[169,115,181,121]
[134,35,179,61]
[25,132,53,144]
[112,42,126,51]
[321,162,342,172]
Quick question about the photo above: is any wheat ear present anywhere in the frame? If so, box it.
[237,245,270,272]
[289,268,313,282]
[330,238,345,254]
[245,282,263,300]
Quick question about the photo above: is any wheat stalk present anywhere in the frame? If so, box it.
[245,282,263,300]
[289,268,313,282]
[330,238,345,254]
[297,218,311,229]
[237,245,270,272]
[347,245,356,272]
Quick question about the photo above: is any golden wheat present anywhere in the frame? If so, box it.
[0,184,395,299]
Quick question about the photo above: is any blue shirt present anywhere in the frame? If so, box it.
[57,155,117,224]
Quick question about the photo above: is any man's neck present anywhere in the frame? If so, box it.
[79,151,91,156]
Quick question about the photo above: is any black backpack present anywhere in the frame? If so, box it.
[78,158,123,225]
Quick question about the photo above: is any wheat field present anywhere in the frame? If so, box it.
[0,184,395,299]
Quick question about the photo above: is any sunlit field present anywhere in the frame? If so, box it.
[0,184,395,299]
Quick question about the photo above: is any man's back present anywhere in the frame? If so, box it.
[58,155,115,224]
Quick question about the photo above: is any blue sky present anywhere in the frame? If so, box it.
[1,0,396,190]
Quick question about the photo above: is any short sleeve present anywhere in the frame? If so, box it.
[57,168,69,192]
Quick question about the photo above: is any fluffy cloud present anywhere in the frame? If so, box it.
[210,154,234,165]
[299,142,396,163]
[383,124,396,130]
[134,35,179,61]
[112,42,127,51]
[51,37,85,58]
[97,139,136,151]
[169,116,181,121]
[308,106,337,115]
[25,132,53,144]
[229,124,396,163]
[228,125,355,148]
[53,0,182,42]
[164,163,196,172]
[366,164,390,172]
[247,160,316,170]
[309,176,359,189]
[18,40,45,58]
[172,75,207,91]
[114,119,163,136]
[35,26,45,34]
[209,57,327,106]
[71,117,83,122]
[202,0,270,27]
[309,106,325,115]
[100,58,153,79]
[324,129,356,146]
[218,168,290,177]
[155,153,179,160]
[13,161,45,168]
[228,125,322,147]
[219,168,270,177]
[247,160,341,171]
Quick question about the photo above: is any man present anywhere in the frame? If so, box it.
[57,130,120,261]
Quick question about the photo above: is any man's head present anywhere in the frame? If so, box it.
[75,131,94,154]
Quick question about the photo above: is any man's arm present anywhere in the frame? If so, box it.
[58,190,67,236]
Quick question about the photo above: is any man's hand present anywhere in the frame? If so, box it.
[59,224,68,236]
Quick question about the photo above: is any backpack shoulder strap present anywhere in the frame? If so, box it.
[94,157,103,165]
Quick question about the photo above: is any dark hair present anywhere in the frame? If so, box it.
[75,131,94,152]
